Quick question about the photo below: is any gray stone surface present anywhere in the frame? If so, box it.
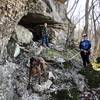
[0,0,99,100]
[15,25,33,44]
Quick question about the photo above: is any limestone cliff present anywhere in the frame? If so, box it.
[0,0,73,58]
[0,0,76,100]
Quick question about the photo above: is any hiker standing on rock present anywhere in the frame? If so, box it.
[42,23,49,47]
[79,33,91,68]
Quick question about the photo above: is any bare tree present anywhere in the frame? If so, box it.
[65,0,70,11]
[84,0,90,35]
[70,0,79,19]
[91,0,100,56]
[92,0,97,52]
[67,0,77,14]
[99,0,100,7]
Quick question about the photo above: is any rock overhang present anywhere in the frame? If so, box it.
[18,13,61,27]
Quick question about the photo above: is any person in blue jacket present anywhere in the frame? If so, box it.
[79,33,91,67]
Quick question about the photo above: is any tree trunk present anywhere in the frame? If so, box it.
[92,0,98,57]
[84,0,89,35]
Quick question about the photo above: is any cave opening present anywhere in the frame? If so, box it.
[18,13,58,42]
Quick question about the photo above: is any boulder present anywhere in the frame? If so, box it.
[15,25,33,44]
[34,80,52,92]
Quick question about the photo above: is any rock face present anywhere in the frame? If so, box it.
[0,61,20,100]
[0,0,72,55]
[0,0,74,62]
[0,0,100,100]
[0,0,75,100]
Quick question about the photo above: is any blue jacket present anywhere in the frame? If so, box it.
[79,39,91,50]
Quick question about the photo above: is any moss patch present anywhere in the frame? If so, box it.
[63,61,72,69]
[51,88,80,100]
[51,78,80,100]
[69,87,80,100]
[42,48,79,60]
[46,49,61,57]
[96,57,100,63]
[78,67,100,88]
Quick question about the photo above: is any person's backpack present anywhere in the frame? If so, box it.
[80,40,91,50]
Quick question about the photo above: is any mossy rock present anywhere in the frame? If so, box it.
[69,87,80,100]
[78,67,100,88]
[51,89,69,100]
[47,49,61,57]
[51,88,80,100]
[96,57,100,63]
[51,78,79,100]
[63,61,72,69]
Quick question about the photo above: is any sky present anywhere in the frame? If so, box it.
[64,0,99,29]
[66,0,86,25]
[64,0,100,39]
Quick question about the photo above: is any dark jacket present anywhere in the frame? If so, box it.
[42,27,48,36]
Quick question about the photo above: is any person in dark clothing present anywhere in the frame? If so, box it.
[42,23,49,47]
[79,33,91,67]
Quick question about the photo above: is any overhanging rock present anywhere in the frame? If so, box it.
[18,13,60,27]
